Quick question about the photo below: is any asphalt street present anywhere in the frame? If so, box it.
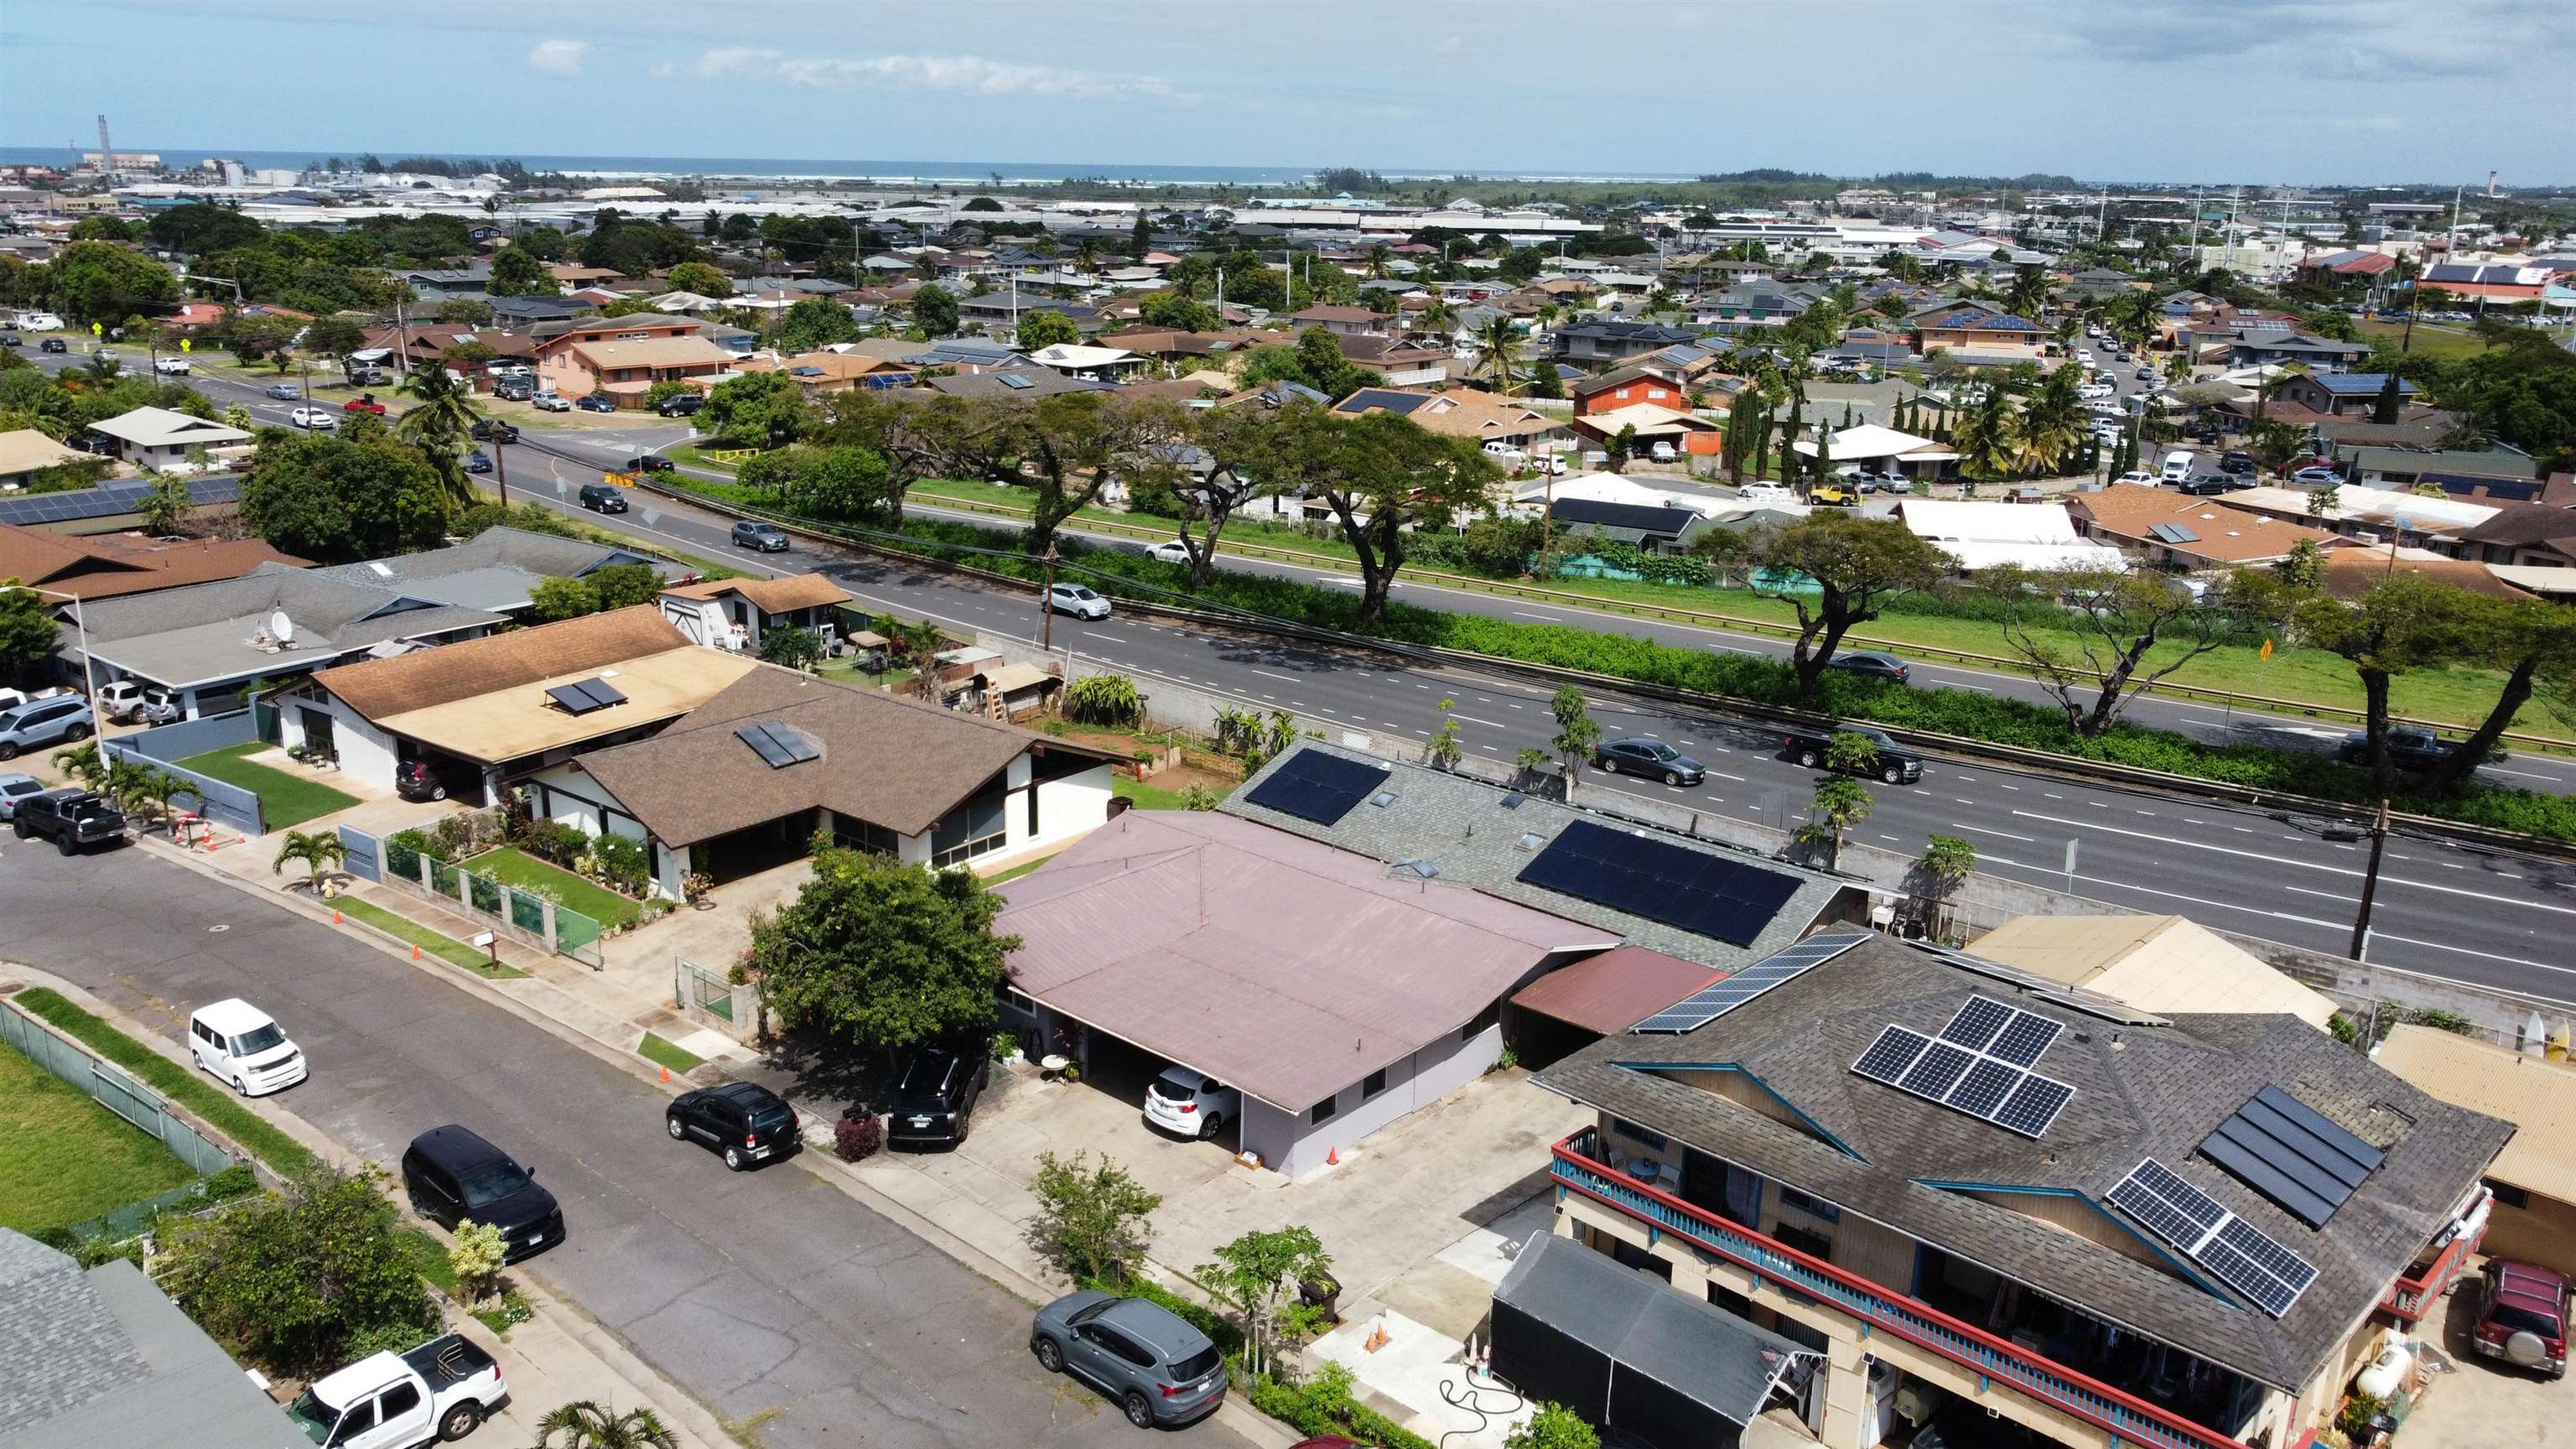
[42,351,2576,995]
[0,840,1251,1449]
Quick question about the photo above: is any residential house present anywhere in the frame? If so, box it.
[1908,303,2045,361]
[924,366,1112,402]
[1696,283,1819,337]
[2066,486,2343,569]
[1532,931,2507,1449]
[83,407,251,471]
[1023,343,1149,382]
[1551,320,1700,366]
[2420,262,2548,304]
[2298,250,2397,280]
[548,263,626,289]
[955,293,1098,335]
[1335,333,1450,386]
[0,428,91,489]
[160,300,226,334]
[1329,387,1567,454]
[533,314,734,406]
[1892,499,2129,573]
[1789,423,1958,481]
[2062,266,2147,299]
[392,263,492,299]
[1964,914,2336,1028]
[2226,332,2371,372]
[2374,1024,2576,1279]
[2270,372,2417,416]
[527,665,1125,897]
[486,293,590,327]
[0,524,304,602]
[2449,501,2576,569]
[2340,444,2537,491]
[309,525,678,617]
[279,605,756,806]
[0,1228,303,1449]
[1290,304,1393,336]
[658,572,854,653]
[0,472,250,538]
[361,324,538,376]
[1093,327,1270,366]
[1569,366,1690,419]
[2213,485,2497,552]
[740,348,917,397]
[1550,496,1716,553]
[1572,402,1723,457]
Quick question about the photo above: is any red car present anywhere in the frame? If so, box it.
[2474,1259,2569,1379]
[344,393,387,415]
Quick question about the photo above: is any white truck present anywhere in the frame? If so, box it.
[283,1333,506,1447]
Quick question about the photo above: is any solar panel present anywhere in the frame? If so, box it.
[1987,1011,2064,1067]
[1629,929,1871,1033]
[1852,1026,1932,1084]
[2197,1085,2381,1228]
[1242,749,1392,827]
[1849,995,2075,1138]
[1937,997,2013,1053]
[547,683,609,715]
[1945,1059,2020,1117]
[1898,1041,1976,1099]
[766,722,821,764]
[2106,1158,2318,1318]
[735,723,795,768]
[1516,819,1804,947]
[1994,1075,2075,1136]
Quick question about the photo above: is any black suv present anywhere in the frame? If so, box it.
[578,481,629,513]
[1782,725,1925,784]
[2219,449,2257,475]
[886,1045,991,1150]
[666,1081,801,1171]
[657,393,704,417]
[2339,724,2461,771]
[470,418,520,444]
[12,788,125,855]
[400,1125,564,1261]
[626,455,676,473]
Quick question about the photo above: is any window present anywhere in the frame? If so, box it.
[1461,997,1502,1042]
[1026,784,1040,838]
[378,1383,421,1420]
[1777,1185,1842,1223]
[1774,1223,1833,1262]
[1000,986,1036,1015]
[834,815,901,857]
[2488,1179,2532,1211]
[1311,1094,1338,1125]
[932,782,1009,867]
[328,1399,378,1446]
[1610,1118,1668,1152]
[1363,1068,1387,1100]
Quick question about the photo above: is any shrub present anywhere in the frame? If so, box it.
[1031,1150,1160,1284]
[834,1114,883,1162]
[449,1219,506,1307]
[592,833,649,895]
[1065,673,1145,728]
[153,1165,437,1376]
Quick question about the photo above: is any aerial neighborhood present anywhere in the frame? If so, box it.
[3,15,2575,1449]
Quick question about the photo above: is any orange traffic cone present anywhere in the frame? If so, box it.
[1327,1145,1339,1166]
[411,943,423,960]
[332,910,343,925]
[659,1065,670,1083]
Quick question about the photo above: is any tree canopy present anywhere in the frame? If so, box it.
[699,370,811,449]
[777,297,861,352]
[486,244,559,298]
[1755,512,1954,695]
[1014,309,1083,351]
[239,431,450,563]
[749,841,1019,1054]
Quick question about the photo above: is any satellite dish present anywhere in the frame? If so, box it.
[269,610,295,645]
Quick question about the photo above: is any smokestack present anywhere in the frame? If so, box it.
[2488,171,2500,197]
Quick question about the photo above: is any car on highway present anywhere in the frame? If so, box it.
[1046,583,1112,620]
[264,381,302,399]
[657,392,704,417]
[470,418,520,443]
[39,337,68,353]
[1591,735,1706,786]
[1781,725,1924,784]
[575,394,617,413]
[1145,539,1192,565]
[0,694,94,759]
[400,1124,564,1262]
[2338,724,2462,771]
[285,1333,506,1448]
[0,772,45,820]
[0,333,18,348]
[2472,1259,2569,1379]
[578,481,630,514]
[1828,651,1910,683]
[344,392,387,415]
[666,1080,802,1171]
[289,405,337,430]
[12,787,125,855]
[626,455,676,472]
[189,998,307,1096]
[153,355,190,375]
[465,449,492,474]
[731,520,791,551]
[885,1044,989,1151]
[1144,1066,1239,1142]
[1029,1289,1228,1429]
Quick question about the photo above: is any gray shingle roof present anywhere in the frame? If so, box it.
[73,568,503,690]
[1533,936,2511,1390]
[308,526,667,612]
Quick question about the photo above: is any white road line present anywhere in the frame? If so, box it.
[2483,766,2564,782]
[1947,823,2037,843]
[1511,610,1564,621]
[1982,855,2345,931]
[1954,797,1974,806]
[1448,714,1508,728]
[2363,934,2576,983]
[1250,669,1300,684]
[2044,792,2064,800]
[1997,784,2019,792]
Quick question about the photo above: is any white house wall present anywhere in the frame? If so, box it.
[278,694,400,792]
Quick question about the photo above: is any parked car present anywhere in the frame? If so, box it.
[1810,481,1859,506]
[494,382,533,402]
[393,759,450,802]
[290,405,338,430]
[1145,539,1192,565]
[2159,449,2195,484]
[0,693,95,758]
[1030,1290,1228,1429]
[189,998,306,1096]
[626,454,676,472]
[12,787,125,855]
[1046,583,1112,620]
[2179,475,2242,496]
[2337,724,2460,771]
[1143,1065,1239,1141]
[283,1332,506,1448]
[2473,1259,2569,1379]
[1735,481,1795,505]
[18,311,65,330]
[1781,725,1924,784]
[264,381,303,400]
[657,392,705,417]
[153,355,190,374]
[1481,441,1526,462]
[532,392,570,412]
[1591,735,1706,786]
[666,1080,801,1171]
[0,772,45,820]
[469,418,520,443]
[575,393,617,413]
[465,449,493,475]
[731,520,791,552]
[400,1124,563,1262]
[2219,450,2256,475]
[578,481,630,514]
[344,392,387,415]
[39,337,68,353]
[1827,651,1910,683]
[96,678,179,724]
[347,366,391,386]
[884,1044,990,1150]
[2136,366,2157,382]
[2291,465,2344,485]
[2114,470,2158,486]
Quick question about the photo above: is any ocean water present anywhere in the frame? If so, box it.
[0,145,1701,188]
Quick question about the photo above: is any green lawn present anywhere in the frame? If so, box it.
[174,742,361,829]
[981,853,1058,886]
[0,1036,199,1235]
[638,1032,704,1074]
[11,988,315,1174]
[463,847,644,930]
[2355,318,2493,362]
[335,896,528,980]
[397,1225,461,1293]
[1114,776,1203,811]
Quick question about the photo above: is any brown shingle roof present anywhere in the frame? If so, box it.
[660,573,852,613]
[0,526,309,601]
[313,605,688,719]
[2068,485,2340,564]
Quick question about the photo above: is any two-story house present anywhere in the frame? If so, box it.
[1551,320,1701,367]
[1528,932,2505,1449]
[532,314,733,406]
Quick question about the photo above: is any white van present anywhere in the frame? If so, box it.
[2159,450,2195,485]
[189,998,307,1096]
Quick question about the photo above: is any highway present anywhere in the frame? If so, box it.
[39,350,2576,1000]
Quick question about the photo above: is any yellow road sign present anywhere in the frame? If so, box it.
[2260,638,2273,662]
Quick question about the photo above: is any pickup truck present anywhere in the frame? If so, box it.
[345,392,388,415]
[1781,725,1925,785]
[12,787,127,854]
[283,1332,506,1447]
[2338,724,2468,772]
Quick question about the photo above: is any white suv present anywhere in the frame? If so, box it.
[290,405,337,430]
[190,998,307,1096]
[1145,1066,1239,1141]
[1046,584,1112,621]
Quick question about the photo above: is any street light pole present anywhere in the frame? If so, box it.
[2347,799,2392,961]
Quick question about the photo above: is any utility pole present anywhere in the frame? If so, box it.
[491,428,510,507]
[1038,543,1059,651]
[2347,799,2392,961]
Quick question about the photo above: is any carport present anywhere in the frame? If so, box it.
[1491,1233,1815,1449]
[1508,946,1725,1069]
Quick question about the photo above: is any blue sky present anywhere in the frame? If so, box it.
[3,0,2570,184]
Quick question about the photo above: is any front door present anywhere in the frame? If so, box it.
[302,708,337,762]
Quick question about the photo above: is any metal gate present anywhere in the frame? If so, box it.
[674,957,758,1040]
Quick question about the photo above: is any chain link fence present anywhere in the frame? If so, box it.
[0,996,239,1180]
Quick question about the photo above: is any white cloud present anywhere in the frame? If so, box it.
[527,38,587,75]
[672,45,1188,102]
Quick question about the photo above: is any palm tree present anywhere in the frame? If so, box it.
[397,363,482,508]
[532,1402,679,1449]
[1472,314,1519,394]
[1420,299,1458,340]
[1365,243,1391,279]
[2004,267,2052,323]
[131,769,190,830]
[272,829,348,891]
[52,742,107,792]
[138,472,195,535]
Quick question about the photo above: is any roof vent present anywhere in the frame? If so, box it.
[1369,791,1397,808]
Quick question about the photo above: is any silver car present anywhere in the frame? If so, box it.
[0,773,45,819]
[1046,584,1111,621]
[0,696,95,760]
[1030,1291,1228,1428]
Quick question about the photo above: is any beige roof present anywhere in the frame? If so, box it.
[1337,390,1559,442]
[2375,1024,2576,1200]
[661,572,851,613]
[1576,402,1718,438]
[374,643,761,762]
[568,336,737,371]
[0,428,87,476]
[86,407,251,449]
[980,662,1057,694]
[1966,913,2339,1028]
[314,606,695,719]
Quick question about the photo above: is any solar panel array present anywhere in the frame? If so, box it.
[1515,819,1803,947]
[544,677,630,715]
[0,472,244,527]
[1630,929,1873,1034]
[2197,1085,2384,1229]
[2107,1158,2319,1318]
[1242,750,1391,827]
[2148,522,2202,544]
[1849,995,2075,1138]
[735,720,822,769]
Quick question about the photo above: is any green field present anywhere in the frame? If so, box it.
[174,742,361,829]
[2355,318,2493,362]
[0,1037,198,1236]
[463,846,644,929]
[10,988,315,1174]
[335,896,529,980]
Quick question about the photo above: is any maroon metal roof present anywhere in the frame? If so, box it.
[1509,946,1727,1036]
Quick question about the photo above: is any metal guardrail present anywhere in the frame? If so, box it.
[631,475,2576,862]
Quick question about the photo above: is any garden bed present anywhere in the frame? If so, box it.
[462,846,644,930]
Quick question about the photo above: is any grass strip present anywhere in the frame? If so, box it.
[638,1032,704,1074]
[0,1035,197,1234]
[335,896,530,980]
[10,988,316,1174]
[172,741,361,828]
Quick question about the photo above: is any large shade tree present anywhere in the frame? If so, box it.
[1755,512,1955,697]
[749,840,1019,1055]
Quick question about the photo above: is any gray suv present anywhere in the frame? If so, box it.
[0,695,94,760]
[1030,1290,1227,1428]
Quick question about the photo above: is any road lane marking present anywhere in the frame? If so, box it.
[1251,669,1300,683]
[1947,823,2037,843]
[1511,610,1564,621]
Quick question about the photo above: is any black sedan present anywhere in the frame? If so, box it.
[465,450,493,474]
[1827,651,1910,683]
[885,1044,992,1150]
[1591,736,1706,786]
[626,455,677,473]
[666,1081,801,1171]
[39,338,68,353]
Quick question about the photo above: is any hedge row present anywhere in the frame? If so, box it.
[680,485,2576,844]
